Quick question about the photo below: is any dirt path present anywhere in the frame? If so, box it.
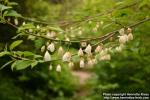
[72,70,93,97]
[72,71,92,85]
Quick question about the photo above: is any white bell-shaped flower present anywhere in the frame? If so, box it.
[119,28,125,35]
[128,33,133,40]
[62,52,71,62]
[44,51,51,61]
[119,34,128,44]
[56,64,61,72]
[58,46,64,56]
[41,46,45,53]
[80,59,85,68]
[47,42,55,52]
[78,48,84,56]
[85,44,92,55]
[95,45,102,53]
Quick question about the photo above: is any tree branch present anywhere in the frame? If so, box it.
[6,18,150,45]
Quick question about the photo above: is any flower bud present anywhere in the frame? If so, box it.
[65,37,70,41]
[100,21,104,25]
[88,21,92,24]
[56,64,61,72]
[115,46,122,52]
[8,18,11,22]
[96,22,100,28]
[93,27,97,32]
[22,22,26,25]
[46,42,50,46]
[78,30,82,35]
[78,48,84,56]
[36,25,40,29]
[68,62,74,68]
[128,33,133,40]
[80,59,85,68]
[47,42,55,52]
[100,54,111,61]
[95,45,102,53]
[58,46,64,56]
[127,28,132,33]
[99,50,107,56]
[50,31,56,38]
[87,59,94,67]
[85,44,92,55]
[92,59,97,65]
[119,28,125,35]
[70,27,73,30]
[62,52,71,62]
[14,18,18,25]
[29,29,33,32]
[49,65,53,70]
[46,31,56,38]
[46,32,51,38]
[41,45,45,53]
[44,51,51,61]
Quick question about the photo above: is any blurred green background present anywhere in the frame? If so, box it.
[0,0,150,100]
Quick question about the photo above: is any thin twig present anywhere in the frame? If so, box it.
[19,1,140,27]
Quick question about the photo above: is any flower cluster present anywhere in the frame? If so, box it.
[41,27,134,72]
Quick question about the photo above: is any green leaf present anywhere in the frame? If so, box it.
[34,55,43,58]
[31,61,38,68]
[19,23,35,30]
[3,10,22,17]
[8,2,18,6]
[34,39,44,49]
[0,51,10,57]
[12,33,25,39]
[23,51,35,57]
[0,61,13,70]
[11,60,33,70]
[11,61,17,70]
[139,0,149,8]
[102,23,113,29]
[48,26,64,32]
[10,40,23,50]
[0,4,12,11]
